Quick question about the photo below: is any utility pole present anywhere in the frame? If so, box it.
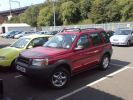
[11,0,21,23]
[9,0,12,16]
[53,0,56,30]
[8,0,12,21]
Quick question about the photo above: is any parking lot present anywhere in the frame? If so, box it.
[0,37,133,100]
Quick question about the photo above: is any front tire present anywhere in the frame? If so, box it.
[127,40,131,47]
[49,67,70,89]
[99,55,110,70]
[10,60,16,71]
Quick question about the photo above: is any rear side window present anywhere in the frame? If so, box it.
[90,33,102,46]
[101,31,110,43]
[31,37,48,47]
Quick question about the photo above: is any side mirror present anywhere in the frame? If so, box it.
[74,45,83,50]
[27,45,33,49]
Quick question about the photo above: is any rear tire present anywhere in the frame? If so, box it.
[49,67,70,89]
[99,55,110,70]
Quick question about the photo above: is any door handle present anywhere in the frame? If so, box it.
[94,50,99,53]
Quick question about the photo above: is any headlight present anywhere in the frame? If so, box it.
[0,56,6,60]
[32,58,48,67]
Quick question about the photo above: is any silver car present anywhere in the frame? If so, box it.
[110,29,133,46]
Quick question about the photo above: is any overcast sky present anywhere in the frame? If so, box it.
[0,0,45,11]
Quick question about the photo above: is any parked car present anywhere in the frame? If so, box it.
[15,28,113,88]
[2,30,18,38]
[14,31,33,39]
[9,31,23,38]
[110,28,133,46]
[0,33,4,37]
[36,31,48,34]
[0,34,52,70]
[46,31,58,35]
[105,30,114,38]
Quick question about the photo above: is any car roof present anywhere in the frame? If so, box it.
[21,34,53,39]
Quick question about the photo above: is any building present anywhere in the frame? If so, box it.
[0,23,32,33]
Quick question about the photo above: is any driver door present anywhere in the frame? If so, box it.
[71,34,95,72]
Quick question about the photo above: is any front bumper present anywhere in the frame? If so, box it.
[16,62,56,80]
[0,60,12,68]
[111,41,127,45]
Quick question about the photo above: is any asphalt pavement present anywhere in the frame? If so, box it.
[0,37,133,100]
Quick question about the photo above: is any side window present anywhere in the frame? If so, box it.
[101,31,110,43]
[90,33,102,46]
[30,37,48,47]
[77,34,90,48]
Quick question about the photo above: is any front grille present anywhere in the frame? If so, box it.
[17,56,31,65]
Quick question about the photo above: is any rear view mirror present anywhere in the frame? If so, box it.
[74,45,83,50]
[27,45,33,49]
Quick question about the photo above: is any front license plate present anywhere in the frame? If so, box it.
[16,65,26,73]
[112,42,119,45]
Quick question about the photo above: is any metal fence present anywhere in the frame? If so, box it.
[41,22,133,31]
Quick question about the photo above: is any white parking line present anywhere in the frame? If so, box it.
[127,66,133,69]
[14,75,23,78]
[56,66,129,100]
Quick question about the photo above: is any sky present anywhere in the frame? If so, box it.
[0,0,45,11]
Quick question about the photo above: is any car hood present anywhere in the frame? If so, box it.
[20,47,69,59]
[110,35,129,41]
[0,46,23,59]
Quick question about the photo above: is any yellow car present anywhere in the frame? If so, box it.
[0,34,52,69]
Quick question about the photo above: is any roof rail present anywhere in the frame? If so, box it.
[61,28,81,32]
[82,28,103,30]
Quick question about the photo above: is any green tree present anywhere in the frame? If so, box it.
[20,5,40,27]
[20,13,27,23]
[79,0,92,19]
[120,0,133,22]
[8,16,20,23]
[37,6,53,26]
[90,0,112,23]
[106,0,121,22]
[61,1,80,25]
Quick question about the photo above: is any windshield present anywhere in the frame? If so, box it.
[44,34,76,49]
[11,38,30,48]
[115,30,132,35]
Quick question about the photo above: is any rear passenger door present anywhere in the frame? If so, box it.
[89,32,103,63]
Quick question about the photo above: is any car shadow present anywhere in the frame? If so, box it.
[2,59,130,100]
[63,87,123,100]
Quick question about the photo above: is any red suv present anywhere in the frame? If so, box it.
[15,28,113,88]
